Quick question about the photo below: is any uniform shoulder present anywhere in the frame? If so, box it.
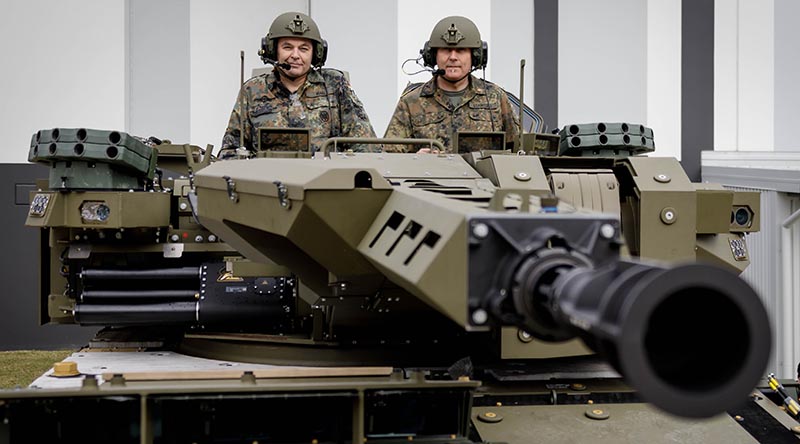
[398,78,434,103]
[476,78,506,93]
[242,73,270,89]
[400,82,424,98]
[319,68,347,82]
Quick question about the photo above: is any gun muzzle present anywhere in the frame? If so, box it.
[471,217,770,418]
[519,259,771,418]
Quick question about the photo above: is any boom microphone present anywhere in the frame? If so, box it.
[263,57,292,71]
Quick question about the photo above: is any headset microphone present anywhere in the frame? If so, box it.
[263,58,292,71]
[434,67,477,85]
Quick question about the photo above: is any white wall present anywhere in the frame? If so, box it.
[558,0,682,160]
[737,1,774,151]
[714,1,738,151]
[0,0,126,163]
[646,0,681,160]
[712,0,800,151]
[128,0,190,143]
[558,0,647,129]
[774,0,800,152]
[714,0,776,152]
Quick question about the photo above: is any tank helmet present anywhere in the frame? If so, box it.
[260,12,328,68]
[421,16,488,70]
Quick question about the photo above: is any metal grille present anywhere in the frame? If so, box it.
[728,186,800,378]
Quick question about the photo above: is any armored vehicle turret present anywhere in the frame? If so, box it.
[2,125,775,443]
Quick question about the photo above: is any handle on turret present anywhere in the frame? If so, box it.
[320,137,446,157]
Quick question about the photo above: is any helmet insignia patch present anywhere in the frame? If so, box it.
[441,23,464,45]
[287,15,310,35]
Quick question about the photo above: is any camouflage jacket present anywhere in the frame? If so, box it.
[220,68,376,157]
[383,75,520,153]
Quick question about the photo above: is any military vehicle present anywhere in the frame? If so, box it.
[0,120,792,444]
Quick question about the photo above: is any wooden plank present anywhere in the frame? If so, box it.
[101,366,393,381]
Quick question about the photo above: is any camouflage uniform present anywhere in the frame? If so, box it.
[383,75,520,153]
[220,68,376,157]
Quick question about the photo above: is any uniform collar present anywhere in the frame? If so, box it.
[421,75,485,109]
[421,75,485,95]
[305,69,326,84]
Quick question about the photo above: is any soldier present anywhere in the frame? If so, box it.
[220,12,376,158]
[384,16,519,153]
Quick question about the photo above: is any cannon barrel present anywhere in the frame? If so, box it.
[509,253,770,418]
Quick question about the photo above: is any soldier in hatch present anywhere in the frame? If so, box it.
[384,16,520,153]
[220,12,376,158]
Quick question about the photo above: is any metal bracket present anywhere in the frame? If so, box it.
[163,243,184,258]
[222,175,239,203]
[183,143,214,176]
[488,189,537,212]
[68,244,91,259]
[274,180,291,210]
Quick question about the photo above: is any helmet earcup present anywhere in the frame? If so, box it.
[259,36,277,64]
[421,41,435,68]
[472,41,488,69]
[314,39,328,67]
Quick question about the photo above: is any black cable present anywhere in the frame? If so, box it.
[402,56,432,76]
[320,70,339,139]
[481,67,496,133]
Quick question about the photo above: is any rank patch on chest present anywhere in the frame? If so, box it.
[320,111,330,123]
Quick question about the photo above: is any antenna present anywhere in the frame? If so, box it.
[519,59,525,152]
[239,50,245,150]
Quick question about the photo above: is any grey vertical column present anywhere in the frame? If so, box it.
[128,0,190,142]
[534,0,558,130]
[310,0,397,136]
[681,0,714,181]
